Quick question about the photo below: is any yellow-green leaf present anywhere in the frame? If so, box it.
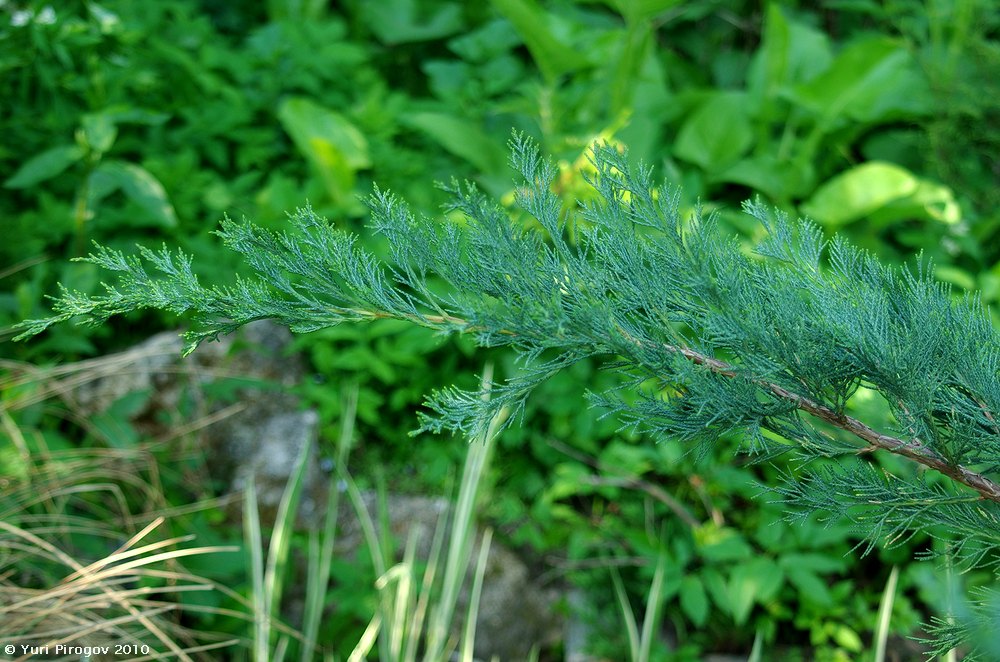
[277,97,370,205]
[801,162,918,228]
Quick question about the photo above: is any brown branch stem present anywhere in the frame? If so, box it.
[641,331,1000,504]
[667,343,1000,502]
[348,307,1000,504]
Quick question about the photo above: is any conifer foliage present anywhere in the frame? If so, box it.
[17,136,1000,656]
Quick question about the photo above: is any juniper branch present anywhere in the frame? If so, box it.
[269,303,1000,503]
[16,134,1000,555]
[584,321,1000,502]
[23,289,1000,502]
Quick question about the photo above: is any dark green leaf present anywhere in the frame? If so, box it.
[673,92,753,171]
[789,37,933,127]
[4,145,85,189]
[361,0,463,44]
[81,112,118,154]
[728,558,784,625]
[400,112,506,175]
[785,567,832,606]
[748,3,832,103]
[491,0,585,81]
[679,575,709,626]
[277,97,371,205]
[90,161,177,227]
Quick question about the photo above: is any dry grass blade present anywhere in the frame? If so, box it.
[0,402,242,660]
[1,512,238,660]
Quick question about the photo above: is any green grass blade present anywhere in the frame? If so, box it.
[301,387,357,662]
[610,565,640,659]
[273,634,289,662]
[243,478,268,662]
[341,467,389,660]
[460,527,494,662]
[404,500,448,662]
[638,547,668,662]
[424,363,502,660]
[264,438,312,626]
[873,565,899,662]
[748,628,764,662]
[348,612,382,662]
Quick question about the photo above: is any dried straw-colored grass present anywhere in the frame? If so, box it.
[0,355,247,661]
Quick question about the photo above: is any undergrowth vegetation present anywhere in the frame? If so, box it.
[3,1,999,659]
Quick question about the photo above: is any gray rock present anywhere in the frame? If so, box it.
[471,541,562,660]
[66,320,321,520]
[220,407,321,520]
[564,588,602,662]
[69,330,184,415]
[335,490,563,661]
[69,320,305,417]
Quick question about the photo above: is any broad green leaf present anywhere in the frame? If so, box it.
[491,0,584,81]
[266,0,326,20]
[673,92,753,171]
[748,3,832,104]
[806,164,960,230]
[801,162,918,228]
[728,558,784,625]
[114,162,178,227]
[598,440,654,475]
[424,60,472,99]
[934,265,976,292]
[81,112,118,154]
[679,576,709,626]
[759,3,790,88]
[88,166,123,206]
[547,463,593,501]
[605,0,684,23]
[102,107,170,126]
[360,0,463,44]
[277,97,370,205]
[88,2,120,31]
[831,624,864,652]
[778,552,847,574]
[448,19,521,62]
[701,567,731,616]
[867,177,961,227]
[697,525,754,562]
[615,35,673,164]
[789,37,933,127]
[785,567,832,606]
[714,154,815,200]
[607,22,655,118]
[4,145,85,189]
[89,161,177,227]
[400,112,506,175]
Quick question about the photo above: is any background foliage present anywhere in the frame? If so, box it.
[2,0,998,659]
